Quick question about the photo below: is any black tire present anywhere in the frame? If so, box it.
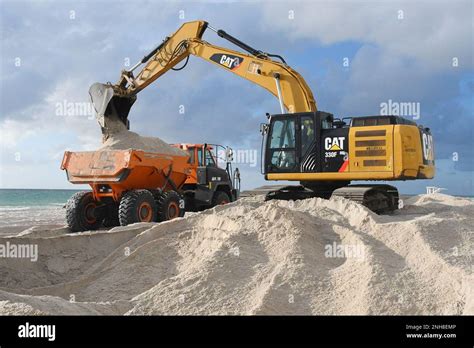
[118,190,157,226]
[212,191,231,207]
[66,191,104,232]
[155,191,185,222]
[103,204,120,227]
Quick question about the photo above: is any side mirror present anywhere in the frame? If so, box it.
[260,123,269,135]
[225,147,234,162]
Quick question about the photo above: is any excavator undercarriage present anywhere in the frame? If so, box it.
[243,183,399,214]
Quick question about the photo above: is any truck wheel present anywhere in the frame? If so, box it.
[155,191,185,222]
[119,190,157,226]
[212,191,230,206]
[103,204,120,227]
[66,191,104,232]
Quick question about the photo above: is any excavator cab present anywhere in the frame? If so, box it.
[263,111,435,178]
[261,111,434,212]
[263,111,344,174]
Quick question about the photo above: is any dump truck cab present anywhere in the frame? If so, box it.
[172,143,240,211]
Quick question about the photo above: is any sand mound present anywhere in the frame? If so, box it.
[100,116,187,156]
[100,129,187,156]
[0,194,472,315]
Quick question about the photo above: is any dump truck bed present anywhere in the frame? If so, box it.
[61,149,191,201]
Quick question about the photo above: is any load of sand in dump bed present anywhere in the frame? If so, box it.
[0,193,472,315]
[99,115,187,157]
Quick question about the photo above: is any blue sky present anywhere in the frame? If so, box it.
[0,0,473,195]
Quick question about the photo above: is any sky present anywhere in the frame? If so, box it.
[0,0,473,195]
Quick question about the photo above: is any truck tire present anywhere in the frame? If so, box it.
[212,191,230,206]
[103,204,120,227]
[155,191,185,222]
[119,190,157,226]
[66,191,104,232]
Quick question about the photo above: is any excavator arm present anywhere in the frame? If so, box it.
[90,20,316,137]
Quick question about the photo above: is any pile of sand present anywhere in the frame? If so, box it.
[99,116,187,156]
[0,193,472,315]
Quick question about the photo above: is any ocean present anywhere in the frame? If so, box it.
[0,189,80,227]
[1,188,472,228]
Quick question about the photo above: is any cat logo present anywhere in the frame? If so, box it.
[210,53,242,70]
[422,133,434,161]
[324,137,345,151]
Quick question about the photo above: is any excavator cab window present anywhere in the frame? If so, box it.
[301,116,315,156]
[269,118,296,170]
[321,114,333,129]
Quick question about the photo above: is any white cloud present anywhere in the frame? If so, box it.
[261,0,472,71]
[0,118,37,149]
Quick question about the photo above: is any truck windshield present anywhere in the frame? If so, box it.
[205,149,216,167]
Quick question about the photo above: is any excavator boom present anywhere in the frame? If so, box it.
[89,20,316,137]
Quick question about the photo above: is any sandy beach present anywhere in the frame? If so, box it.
[0,193,472,315]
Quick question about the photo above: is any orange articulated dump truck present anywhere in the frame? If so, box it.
[61,144,240,232]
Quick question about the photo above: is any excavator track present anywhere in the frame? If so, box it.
[243,184,399,214]
[331,184,399,214]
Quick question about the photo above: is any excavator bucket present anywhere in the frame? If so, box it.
[89,82,136,132]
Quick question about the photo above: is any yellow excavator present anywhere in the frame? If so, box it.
[90,20,435,213]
